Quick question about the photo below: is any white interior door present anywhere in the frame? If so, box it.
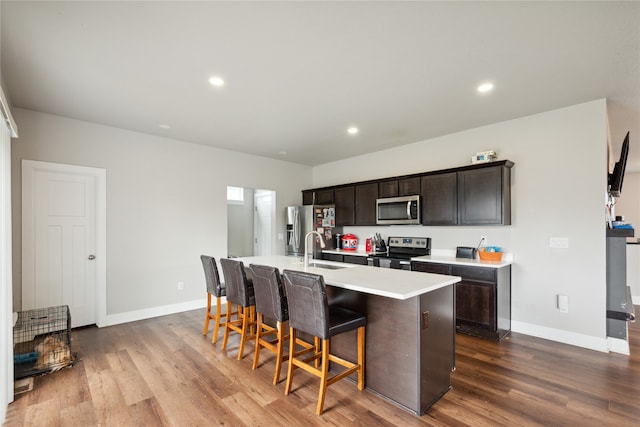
[253,190,274,256]
[22,161,106,328]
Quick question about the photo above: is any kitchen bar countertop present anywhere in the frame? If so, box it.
[237,255,460,300]
[411,253,513,268]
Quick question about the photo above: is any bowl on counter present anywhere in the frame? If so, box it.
[478,247,503,261]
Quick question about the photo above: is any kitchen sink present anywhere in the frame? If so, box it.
[308,263,346,270]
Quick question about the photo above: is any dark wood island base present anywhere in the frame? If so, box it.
[326,283,455,415]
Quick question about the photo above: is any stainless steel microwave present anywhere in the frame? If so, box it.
[376,195,421,225]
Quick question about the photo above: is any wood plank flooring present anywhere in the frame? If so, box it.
[5,307,640,426]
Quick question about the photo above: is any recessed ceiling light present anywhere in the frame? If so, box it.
[477,82,494,93]
[347,127,359,135]
[159,124,171,129]
[209,76,225,87]
[280,151,287,155]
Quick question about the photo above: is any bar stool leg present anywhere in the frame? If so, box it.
[316,339,331,415]
[252,313,264,369]
[221,300,233,350]
[285,327,296,395]
[203,293,212,335]
[272,320,286,385]
[212,296,223,344]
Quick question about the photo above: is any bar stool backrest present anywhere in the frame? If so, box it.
[282,270,330,340]
[201,255,224,297]
[220,258,253,307]
[250,264,288,322]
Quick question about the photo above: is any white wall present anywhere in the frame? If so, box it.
[11,108,311,321]
[314,100,610,351]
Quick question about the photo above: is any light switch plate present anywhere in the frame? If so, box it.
[550,237,569,248]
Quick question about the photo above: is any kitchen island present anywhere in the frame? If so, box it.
[235,255,460,415]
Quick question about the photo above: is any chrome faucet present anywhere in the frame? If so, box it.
[304,230,326,267]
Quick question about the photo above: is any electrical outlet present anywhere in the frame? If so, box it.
[178,281,184,291]
[550,237,569,249]
[480,236,487,246]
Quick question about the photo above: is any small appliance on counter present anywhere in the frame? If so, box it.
[341,234,358,251]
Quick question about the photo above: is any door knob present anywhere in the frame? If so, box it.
[88,255,96,260]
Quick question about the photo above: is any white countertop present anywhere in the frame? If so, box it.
[236,255,460,300]
[411,254,513,268]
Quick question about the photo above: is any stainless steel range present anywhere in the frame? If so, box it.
[367,236,431,270]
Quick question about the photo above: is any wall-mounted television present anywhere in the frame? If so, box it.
[608,131,630,197]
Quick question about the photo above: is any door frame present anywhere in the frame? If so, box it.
[21,160,107,327]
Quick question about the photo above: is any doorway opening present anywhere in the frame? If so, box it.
[227,186,276,257]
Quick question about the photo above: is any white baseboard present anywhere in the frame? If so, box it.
[105,297,218,327]
[511,320,609,353]
[607,337,630,355]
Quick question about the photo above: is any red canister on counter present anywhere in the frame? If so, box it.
[341,234,358,251]
[365,238,372,252]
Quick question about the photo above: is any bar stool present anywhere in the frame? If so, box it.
[248,264,289,384]
[282,269,366,415]
[220,258,256,360]
[200,255,235,344]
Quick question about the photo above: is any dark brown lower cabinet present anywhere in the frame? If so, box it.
[411,261,511,341]
[321,253,368,265]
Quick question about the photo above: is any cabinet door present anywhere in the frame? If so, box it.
[334,186,355,226]
[302,190,314,205]
[316,189,335,205]
[421,173,458,225]
[458,166,508,225]
[378,180,398,198]
[398,177,420,196]
[452,265,497,330]
[454,281,496,330]
[355,182,379,225]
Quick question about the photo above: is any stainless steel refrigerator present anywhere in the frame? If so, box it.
[285,205,341,257]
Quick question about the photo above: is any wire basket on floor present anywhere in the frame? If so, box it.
[13,305,75,379]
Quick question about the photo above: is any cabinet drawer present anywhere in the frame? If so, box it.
[452,265,496,283]
[322,253,343,262]
[411,262,452,275]
[343,255,368,265]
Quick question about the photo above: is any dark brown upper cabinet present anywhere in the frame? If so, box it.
[457,166,511,225]
[398,177,421,196]
[315,189,335,205]
[421,173,458,225]
[302,160,512,227]
[355,182,379,225]
[334,186,355,226]
[378,180,399,198]
[302,190,314,205]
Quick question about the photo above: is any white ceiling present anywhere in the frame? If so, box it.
[2,1,639,167]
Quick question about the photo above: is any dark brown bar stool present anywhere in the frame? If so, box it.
[220,258,256,360]
[282,269,366,415]
[248,264,289,384]
[201,255,237,344]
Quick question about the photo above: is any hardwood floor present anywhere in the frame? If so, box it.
[5,307,640,426]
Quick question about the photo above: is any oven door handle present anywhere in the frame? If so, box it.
[407,201,411,219]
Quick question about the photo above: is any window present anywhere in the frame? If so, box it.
[227,186,244,205]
